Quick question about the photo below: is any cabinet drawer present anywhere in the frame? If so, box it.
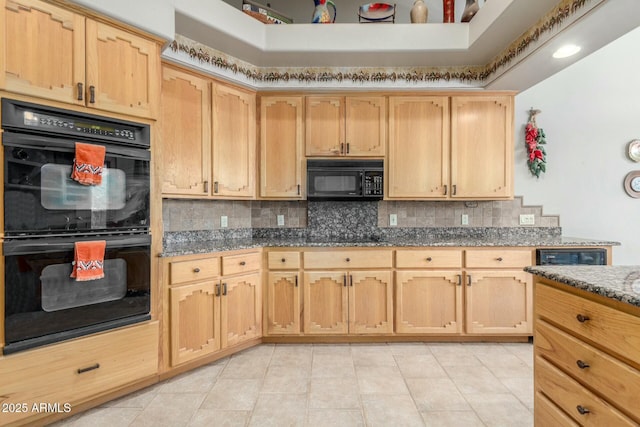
[304,250,393,269]
[465,249,533,268]
[396,249,462,268]
[0,322,158,424]
[536,284,640,367]
[222,251,261,275]
[535,391,579,427]
[267,251,301,269]
[170,257,220,285]
[535,356,636,426]
[536,320,640,421]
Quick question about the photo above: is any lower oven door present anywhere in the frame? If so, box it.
[3,234,150,354]
[2,131,150,237]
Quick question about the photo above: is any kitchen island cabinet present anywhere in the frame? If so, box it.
[1,0,161,119]
[527,266,640,426]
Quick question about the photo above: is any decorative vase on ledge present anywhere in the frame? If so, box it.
[410,0,428,23]
[312,0,337,23]
[461,0,480,22]
[442,0,454,23]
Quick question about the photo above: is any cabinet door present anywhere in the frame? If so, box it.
[85,20,160,119]
[221,272,262,347]
[303,271,348,334]
[388,97,449,198]
[212,84,256,198]
[1,0,85,104]
[260,96,304,198]
[266,272,300,335]
[451,96,513,198]
[395,271,462,334]
[160,64,211,196]
[305,96,344,156]
[345,96,386,157]
[170,282,220,366]
[349,271,393,334]
[465,270,532,335]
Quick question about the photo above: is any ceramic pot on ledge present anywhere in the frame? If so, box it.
[410,0,428,23]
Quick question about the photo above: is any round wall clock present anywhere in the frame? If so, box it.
[624,170,640,198]
[628,140,640,162]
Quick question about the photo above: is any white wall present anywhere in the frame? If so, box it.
[515,27,640,265]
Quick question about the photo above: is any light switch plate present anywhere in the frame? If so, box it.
[389,214,398,226]
[519,214,535,225]
[461,214,469,225]
[220,215,228,228]
[277,214,285,226]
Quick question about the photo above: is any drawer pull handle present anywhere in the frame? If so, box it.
[349,275,353,287]
[77,82,84,101]
[576,314,590,323]
[576,405,590,415]
[443,185,447,195]
[343,275,347,287]
[496,257,503,262]
[295,275,298,287]
[576,360,590,369]
[426,257,433,262]
[77,363,100,374]
[467,275,472,286]
[457,275,462,286]
[239,261,246,266]
[193,268,200,273]
[89,85,95,104]
[345,258,350,262]
[222,283,227,296]
[215,283,220,296]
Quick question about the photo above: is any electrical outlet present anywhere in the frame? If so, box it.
[519,214,535,226]
[461,214,469,225]
[220,215,228,228]
[389,214,398,226]
[277,214,285,226]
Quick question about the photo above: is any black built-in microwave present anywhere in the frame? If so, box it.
[307,160,383,200]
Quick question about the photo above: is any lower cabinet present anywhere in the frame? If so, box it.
[221,272,262,347]
[265,272,301,335]
[303,270,393,335]
[395,271,463,334]
[0,322,158,425]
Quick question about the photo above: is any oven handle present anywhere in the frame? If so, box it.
[3,234,151,256]
[2,132,150,161]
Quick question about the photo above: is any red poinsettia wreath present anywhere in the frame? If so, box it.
[525,109,547,178]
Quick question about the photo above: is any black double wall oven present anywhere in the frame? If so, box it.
[1,98,151,354]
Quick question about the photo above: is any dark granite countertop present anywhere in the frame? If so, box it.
[161,235,618,258]
[525,266,640,308]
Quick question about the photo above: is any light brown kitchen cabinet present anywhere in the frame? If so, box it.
[259,96,304,199]
[159,63,256,199]
[305,96,386,157]
[220,272,262,347]
[160,64,211,196]
[464,249,533,335]
[212,84,256,198]
[388,96,449,198]
[1,0,160,119]
[265,251,301,335]
[450,95,513,198]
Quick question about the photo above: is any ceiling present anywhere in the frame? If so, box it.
[170,0,640,91]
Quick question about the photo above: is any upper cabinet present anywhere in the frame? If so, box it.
[159,63,256,199]
[388,94,514,200]
[259,96,304,199]
[305,96,385,157]
[1,0,160,119]
[450,96,513,199]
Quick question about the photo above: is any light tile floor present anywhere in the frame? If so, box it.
[54,342,533,427]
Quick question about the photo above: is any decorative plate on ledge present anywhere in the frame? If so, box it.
[358,3,396,23]
[628,139,640,162]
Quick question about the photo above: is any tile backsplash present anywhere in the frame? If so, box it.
[162,196,558,233]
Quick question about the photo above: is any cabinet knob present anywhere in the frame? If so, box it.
[576,405,590,415]
[576,360,590,369]
[576,314,590,323]
[239,261,246,266]
[193,268,200,273]
[426,257,433,262]
[281,258,286,263]
[496,257,503,262]
[345,258,350,262]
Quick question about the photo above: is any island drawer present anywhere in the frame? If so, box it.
[536,320,640,421]
[304,250,393,269]
[222,251,261,275]
[267,251,301,269]
[170,257,220,285]
[0,322,158,425]
[536,284,640,367]
[465,249,533,268]
[396,249,462,268]
[535,355,636,426]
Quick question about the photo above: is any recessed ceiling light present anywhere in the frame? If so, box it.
[552,44,581,59]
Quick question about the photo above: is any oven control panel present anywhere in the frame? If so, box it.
[23,111,136,140]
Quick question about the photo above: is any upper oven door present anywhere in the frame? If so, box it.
[307,168,363,200]
[2,132,150,237]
